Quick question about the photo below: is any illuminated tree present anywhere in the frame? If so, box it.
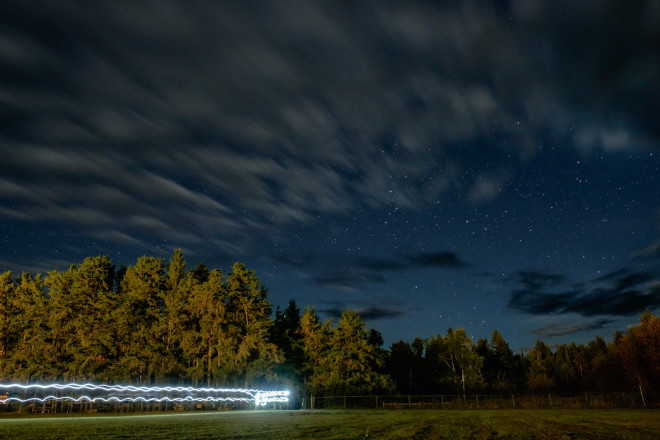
[155,249,189,380]
[44,265,76,379]
[182,262,280,387]
[73,256,118,380]
[182,267,227,386]
[0,271,13,379]
[222,263,280,387]
[305,308,391,396]
[5,273,49,381]
[298,306,330,393]
[116,256,166,383]
[616,311,660,405]
[44,257,118,381]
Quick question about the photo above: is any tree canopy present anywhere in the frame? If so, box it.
[1,252,659,404]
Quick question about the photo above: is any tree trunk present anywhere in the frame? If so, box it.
[207,338,213,387]
[637,372,646,407]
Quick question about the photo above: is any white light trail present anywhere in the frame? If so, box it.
[0,383,260,395]
[0,382,289,406]
[1,395,252,404]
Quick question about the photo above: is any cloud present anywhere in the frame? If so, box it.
[508,289,577,316]
[508,268,660,317]
[273,250,469,290]
[314,270,386,291]
[531,318,616,338]
[318,299,406,321]
[407,252,469,268]
[274,250,468,270]
[632,242,660,260]
[270,254,312,269]
[320,306,405,321]
[355,257,408,272]
[468,171,510,204]
[1,1,659,263]
[508,270,567,290]
[593,268,629,282]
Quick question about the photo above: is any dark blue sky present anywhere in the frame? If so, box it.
[1,1,659,349]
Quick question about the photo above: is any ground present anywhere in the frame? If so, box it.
[1,409,659,439]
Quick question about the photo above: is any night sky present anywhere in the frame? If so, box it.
[1,1,659,350]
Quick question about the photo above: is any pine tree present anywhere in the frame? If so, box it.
[116,256,166,383]
[298,307,330,394]
[0,271,13,379]
[223,263,280,387]
[272,299,304,398]
[6,273,49,381]
[305,308,391,396]
[553,344,578,392]
[45,257,118,381]
[182,268,227,386]
[156,249,189,380]
[388,340,413,394]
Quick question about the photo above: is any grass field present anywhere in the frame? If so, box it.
[1,409,659,439]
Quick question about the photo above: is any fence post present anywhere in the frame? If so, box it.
[311,394,314,410]
[343,396,346,409]
[375,395,378,409]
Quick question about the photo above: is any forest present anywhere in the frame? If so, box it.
[0,251,658,404]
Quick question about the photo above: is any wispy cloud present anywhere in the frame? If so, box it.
[407,252,469,269]
[320,306,405,322]
[314,270,386,291]
[632,242,660,260]
[318,299,407,322]
[531,318,616,338]
[1,1,658,266]
[508,268,660,317]
[274,250,469,290]
[507,270,567,291]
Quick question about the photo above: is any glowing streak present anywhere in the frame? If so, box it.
[1,396,252,404]
[0,383,262,396]
[0,383,289,406]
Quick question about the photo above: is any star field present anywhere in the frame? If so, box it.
[1,1,659,349]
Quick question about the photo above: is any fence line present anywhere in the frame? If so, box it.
[1,392,644,413]
[301,392,644,410]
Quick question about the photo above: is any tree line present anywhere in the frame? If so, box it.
[1,251,658,404]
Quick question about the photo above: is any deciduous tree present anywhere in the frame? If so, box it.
[429,328,484,398]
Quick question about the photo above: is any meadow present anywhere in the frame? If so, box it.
[1,409,659,439]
